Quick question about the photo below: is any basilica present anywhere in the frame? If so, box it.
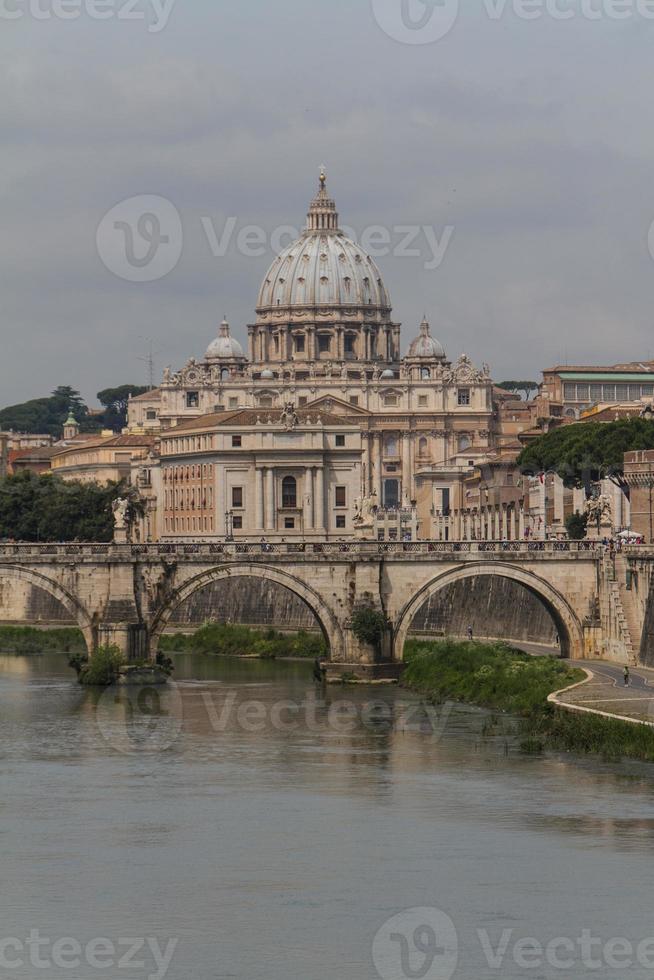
[128,172,510,542]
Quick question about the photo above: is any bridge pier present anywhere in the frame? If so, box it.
[98,623,150,661]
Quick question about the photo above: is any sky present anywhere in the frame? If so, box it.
[2,0,654,408]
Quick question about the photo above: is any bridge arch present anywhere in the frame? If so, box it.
[394,562,585,661]
[0,564,95,654]
[150,563,346,661]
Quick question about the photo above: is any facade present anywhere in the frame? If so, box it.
[541,361,654,420]
[624,451,654,543]
[159,407,363,540]
[129,173,498,541]
[50,433,156,485]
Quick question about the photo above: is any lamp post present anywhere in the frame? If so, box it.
[224,510,234,542]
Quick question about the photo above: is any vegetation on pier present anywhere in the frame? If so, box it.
[402,639,654,762]
[159,623,327,660]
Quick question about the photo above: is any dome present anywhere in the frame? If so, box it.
[406,317,445,359]
[260,369,275,380]
[381,369,395,380]
[256,172,391,315]
[205,319,245,360]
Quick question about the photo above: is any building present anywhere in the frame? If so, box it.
[130,172,499,541]
[50,433,156,485]
[159,406,363,540]
[541,361,654,420]
[624,451,654,543]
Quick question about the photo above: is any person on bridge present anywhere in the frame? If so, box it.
[624,665,630,687]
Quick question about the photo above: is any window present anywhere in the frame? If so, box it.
[259,396,273,408]
[318,335,330,353]
[336,515,346,529]
[418,437,428,456]
[384,394,398,407]
[335,486,346,507]
[221,369,230,381]
[233,516,243,530]
[146,410,157,420]
[418,395,428,407]
[344,334,355,357]
[384,434,398,457]
[298,396,308,406]
[457,388,470,406]
[349,396,359,406]
[229,398,238,409]
[284,518,296,530]
[563,383,576,400]
[458,435,471,452]
[282,476,297,508]
[232,487,243,508]
[232,435,242,448]
[383,479,400,509]
[335,435,345,447]
[295,335,305,353]
[186,391,199,408]
[421,368,431,380]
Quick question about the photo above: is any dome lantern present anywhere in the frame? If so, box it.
[205,316,246,362]
[406,316,446,360]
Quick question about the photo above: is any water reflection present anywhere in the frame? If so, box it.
[2,652,654,980]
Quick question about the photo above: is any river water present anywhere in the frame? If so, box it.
[2,651,654,980]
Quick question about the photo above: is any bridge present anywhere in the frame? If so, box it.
[0,539,645,673]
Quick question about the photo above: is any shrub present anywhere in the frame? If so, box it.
[351,609,387,651]
[77,645,124,687]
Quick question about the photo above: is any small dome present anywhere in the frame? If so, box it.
[260,369,275,380]
[406,317,445,359]
[381,369,395,380]
[205,319,245,360]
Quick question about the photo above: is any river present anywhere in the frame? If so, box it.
[2,651,654,979]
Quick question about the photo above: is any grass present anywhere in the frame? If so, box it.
[159,622,327,661]
[402,638,654,763]
[0,625,86,655]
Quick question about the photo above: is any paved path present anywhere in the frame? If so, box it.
[556,660,654,725]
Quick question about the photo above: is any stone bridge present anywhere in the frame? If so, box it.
[0,539,635,671]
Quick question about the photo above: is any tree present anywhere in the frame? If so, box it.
[97,385,149,432]
[517,417,654,494]
[0,386,98,437]
[565,512,588,541]
[496,381,539,401]
[0,472,120,542]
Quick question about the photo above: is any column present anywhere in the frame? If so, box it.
[304,469,314,532]
[315,466,326,533]
[256,468,264,530]
[518,505,525,540]
[553,475,564,528]
[402,433,411,504]
[265,468,275,532]
[494,508,501,540]
[374,433,383,502]
[502,506,508,540]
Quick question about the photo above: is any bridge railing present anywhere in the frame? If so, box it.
[0,540,602,560]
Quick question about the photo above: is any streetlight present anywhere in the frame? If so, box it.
[224,510,234,541]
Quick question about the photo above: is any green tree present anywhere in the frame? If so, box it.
[517,417,654,494]
[565,511,588,541]
[497,381,539,401]
[351,608,387,652]
[0,472,119,541]
[0,386,98,437]
[97,385,149,432]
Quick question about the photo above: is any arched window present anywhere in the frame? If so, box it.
[282,476,297,509]
[384,434,399,457]
[458,435,471,452]
[418,437,428,456]
[221,368,230,381]
[421,367,431,380]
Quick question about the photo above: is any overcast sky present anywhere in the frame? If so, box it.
[2,0,654,408]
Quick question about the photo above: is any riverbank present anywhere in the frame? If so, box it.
[0,625,85,655]
[402,639,654,762]
[159,622,327,660]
